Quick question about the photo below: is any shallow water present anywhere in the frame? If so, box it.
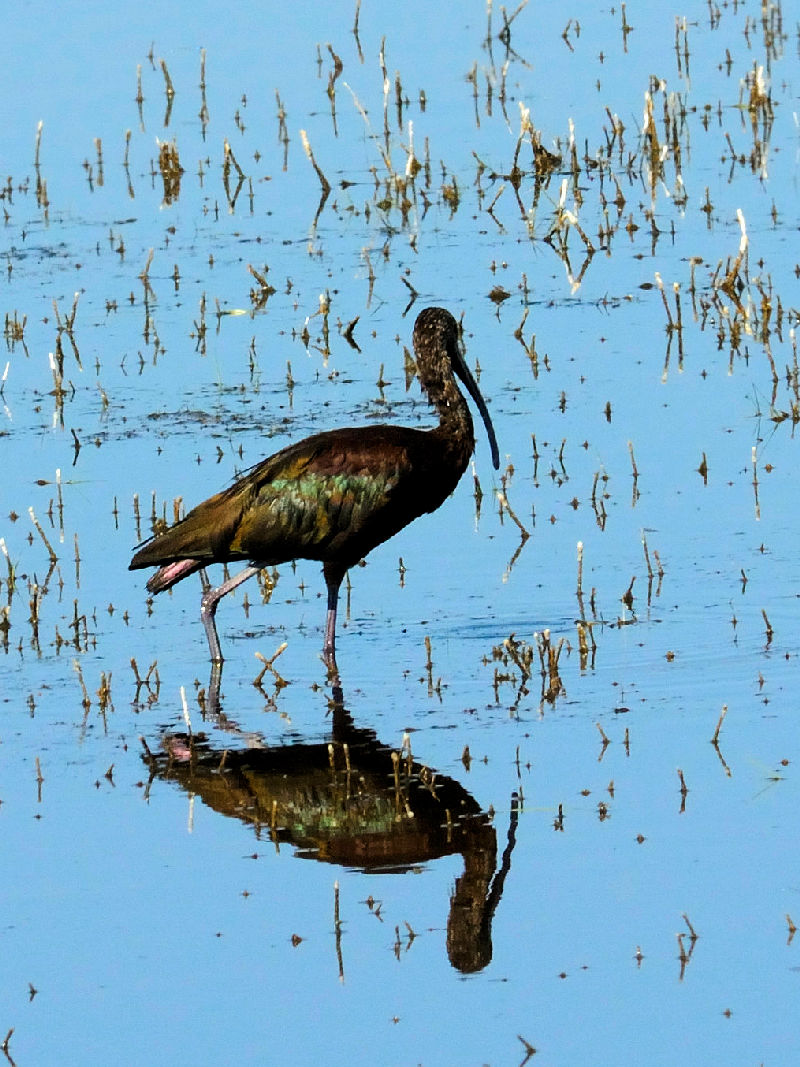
[2,1,799,1064]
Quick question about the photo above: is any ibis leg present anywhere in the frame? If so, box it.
[199,564,262,664]
[322,562,347,665]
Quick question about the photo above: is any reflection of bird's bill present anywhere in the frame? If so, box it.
[142,676,508,974]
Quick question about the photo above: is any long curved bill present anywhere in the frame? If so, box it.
[452,344,500,470]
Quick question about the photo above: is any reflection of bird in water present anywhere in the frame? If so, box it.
[130,307,499,664]
[142,682,517,974]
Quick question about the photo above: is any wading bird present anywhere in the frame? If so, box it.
[130,307,500,664]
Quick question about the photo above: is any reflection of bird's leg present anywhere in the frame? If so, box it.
[199,565,262,663]
[322,561,347,672]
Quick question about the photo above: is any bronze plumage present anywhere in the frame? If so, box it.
[130,307,499,663]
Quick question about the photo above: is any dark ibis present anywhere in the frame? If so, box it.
[129,306,500,664]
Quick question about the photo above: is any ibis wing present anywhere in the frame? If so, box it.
[130,426,434,571]
[230,430,420,563]
[129,476,259,569]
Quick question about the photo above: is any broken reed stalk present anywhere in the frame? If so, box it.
[73,660,91,710]
[352,0,362,44]
[94,138,104,187]
[424,634,433,672]
[333,879,344,980]
[720,208,749,296]
[160,58,175,98]
[55,467,64,538]
[506,633,533,679]
[628,440,639,478]
[0,537,16,588]
[655,271,674,326]
[711,704,728,744]
[253,641,289,688]
[48,349,66,403]
[139,249,156,301]
[300,129,331,195]
[496,490,529,539]
[180,685,192,736]
[576,540,583,597]
[628,441,640,506]
[97,672,113,711]
[621,576,635,610]
[576,619,595,661]
[29,507,58,563]
[223,138,245,181]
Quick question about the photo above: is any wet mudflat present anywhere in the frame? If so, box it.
[2,1,799,1063]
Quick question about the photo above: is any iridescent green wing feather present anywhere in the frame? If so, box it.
[229,433,410,562]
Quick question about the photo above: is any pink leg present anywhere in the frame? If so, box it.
[323,562,346,669]
[199,565,261,663]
